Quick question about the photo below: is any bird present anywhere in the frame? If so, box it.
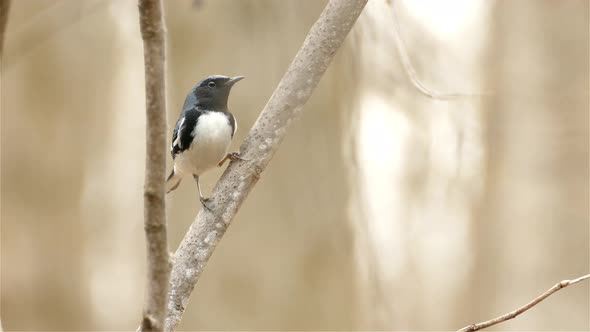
[166,75,245,210]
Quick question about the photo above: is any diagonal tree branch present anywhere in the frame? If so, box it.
[164,0,367,330]
[138,0,170,331]
[457,274,590,332]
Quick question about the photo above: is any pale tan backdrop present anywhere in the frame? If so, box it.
[2,0,588,330]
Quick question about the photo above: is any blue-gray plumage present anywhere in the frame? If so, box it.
[166,75,244,209]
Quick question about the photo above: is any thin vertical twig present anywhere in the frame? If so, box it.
[164,0,368,330]
[0,0,10,57]
[0,2,10,327]
[138,0,170,330]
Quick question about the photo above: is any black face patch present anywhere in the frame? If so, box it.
[198,76,230,89]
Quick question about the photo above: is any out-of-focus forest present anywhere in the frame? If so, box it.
[1,0,588,330]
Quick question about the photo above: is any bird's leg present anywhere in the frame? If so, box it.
[218,152,247,167]
[193,174,211,211]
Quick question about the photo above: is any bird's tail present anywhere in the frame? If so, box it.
[166,169,182,193]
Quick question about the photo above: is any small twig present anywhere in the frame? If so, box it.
[457,274,590,332]
[138,0,170,331]
[390,0,494,100]
[163,0,367,330]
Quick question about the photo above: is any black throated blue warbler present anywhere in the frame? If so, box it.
[166,75,245,210]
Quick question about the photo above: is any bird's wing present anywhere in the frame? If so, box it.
[228,112,237,138]
[171,108,201,158]
[171,116,185,158]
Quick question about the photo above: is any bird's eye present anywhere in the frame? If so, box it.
[207,81,216,88]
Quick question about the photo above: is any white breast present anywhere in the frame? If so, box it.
[174,112,233,176]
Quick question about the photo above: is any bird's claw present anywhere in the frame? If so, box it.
[229,152,247,162]
[218,152,247,167]
[199,196,212,211]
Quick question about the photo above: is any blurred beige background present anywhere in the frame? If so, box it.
[1,0,588,330]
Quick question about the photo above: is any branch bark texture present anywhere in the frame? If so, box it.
[139,0,170,330]
[457,274,590,331]
[164,0,367,330]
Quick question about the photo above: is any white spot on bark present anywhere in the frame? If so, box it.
[195,248,208,261]
[181,296,190,309]
[222,210,232,224]
[204,231,217,245]
[297,90,305,99]
[237,181,245,191]
[185,268,196,280]
[274,127,287,136]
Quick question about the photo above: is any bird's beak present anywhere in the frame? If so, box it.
[227,76,245,86]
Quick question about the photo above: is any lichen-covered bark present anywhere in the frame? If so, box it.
[164,0,367,330]
[138,0,170,331]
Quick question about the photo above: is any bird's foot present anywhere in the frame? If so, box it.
[199,196,212,212]
[218,152,247,167]
[228,152,247,162]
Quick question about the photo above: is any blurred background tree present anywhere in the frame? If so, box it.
[1,0,588,330]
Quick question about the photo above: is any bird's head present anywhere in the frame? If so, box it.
[186,75,245,111]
